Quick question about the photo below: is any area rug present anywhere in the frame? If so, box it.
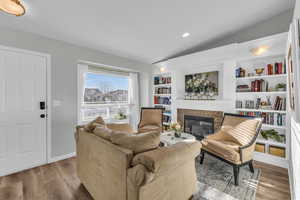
[193,154,261,200]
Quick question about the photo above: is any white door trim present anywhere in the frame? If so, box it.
[0,45,52,165]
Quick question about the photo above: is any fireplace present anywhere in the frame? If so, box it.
[184,115,214,140]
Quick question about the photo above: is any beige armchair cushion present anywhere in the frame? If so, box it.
[201,139,240,163]
[132,142,201,174]
[111,131,160,154]
[139,109,162,128]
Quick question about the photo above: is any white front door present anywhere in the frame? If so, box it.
[0,48,47,176]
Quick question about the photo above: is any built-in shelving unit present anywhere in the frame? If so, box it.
[153,73,172,131]
[235,54,289,168]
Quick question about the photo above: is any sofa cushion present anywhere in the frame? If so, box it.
[132,142,201,173]
[84,117,106,132]
[93,126,113,141]
[111,131,160,154]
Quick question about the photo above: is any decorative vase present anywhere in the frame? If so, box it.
[174,131,181,138]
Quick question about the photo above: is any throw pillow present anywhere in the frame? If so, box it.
[84,116,106,132]
[111,131,160,154]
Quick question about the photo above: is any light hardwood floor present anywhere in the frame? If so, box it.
[0,157,290,200]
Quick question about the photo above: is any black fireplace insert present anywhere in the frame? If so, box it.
[184,115,214,140]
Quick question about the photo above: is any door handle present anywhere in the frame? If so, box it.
[40,114,46,118]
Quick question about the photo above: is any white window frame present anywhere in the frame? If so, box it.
[77,64,132,125]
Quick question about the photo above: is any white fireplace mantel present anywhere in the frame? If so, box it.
[173,99,235,113]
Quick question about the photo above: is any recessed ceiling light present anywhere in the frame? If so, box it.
[160,67,166,73]
[250,45,270,56]
[182,32,190,38]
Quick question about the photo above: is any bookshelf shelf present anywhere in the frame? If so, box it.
[153,73,172,131]
[256,138,286,148]
[235,108,286,113]
[262,124,286,129]
[235,53,289,168]
[236,91,287,95]
[154,83,171,87]
[153,104,171,107]
[236,74,287,80]
[154,94,171,97]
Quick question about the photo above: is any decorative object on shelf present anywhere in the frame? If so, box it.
[275,83,286,91]
[169,122,182,138]
[185,71,218,100]
[236,67,246,77]
[255,68,264,76]
[0,0,25,16]
[260,129,285,143]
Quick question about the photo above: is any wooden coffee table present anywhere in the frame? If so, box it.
[160,131,196,146]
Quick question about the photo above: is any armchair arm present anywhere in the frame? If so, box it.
[132,142,201,174]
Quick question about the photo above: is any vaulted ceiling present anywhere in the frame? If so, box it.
[0,0,295,64]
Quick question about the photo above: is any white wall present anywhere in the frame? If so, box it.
[155,34,287,120]
[0,27,152,159]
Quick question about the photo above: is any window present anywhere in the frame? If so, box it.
[80,70,131,123]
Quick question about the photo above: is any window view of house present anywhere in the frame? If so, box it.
[81,72,130,122]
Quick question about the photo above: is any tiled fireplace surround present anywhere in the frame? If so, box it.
[177,109,224,133]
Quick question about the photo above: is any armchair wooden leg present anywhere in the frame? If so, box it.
[248,160,254,173]
[200,150,205,164]
[233,165,240,186]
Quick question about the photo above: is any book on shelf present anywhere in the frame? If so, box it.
[238,111,286,126]
[154,76,171,85]
[154,96,171,105]
[273,96,286,111]
[154,87,171,94]
[163,115,171,124]
[251,79,269,92]
[236,97,286,111]
[236,61,286,78]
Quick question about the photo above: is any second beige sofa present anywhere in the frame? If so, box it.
[75,122,201,200]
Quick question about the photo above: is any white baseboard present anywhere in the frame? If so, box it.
[48,152,76,163]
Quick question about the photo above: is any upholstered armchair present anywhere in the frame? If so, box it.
[200,113,262,186]
[138,107,165,133]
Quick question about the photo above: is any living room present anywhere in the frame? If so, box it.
[0,0,299,200]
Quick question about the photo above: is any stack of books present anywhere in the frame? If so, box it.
[154,96,171,105]
[154,87,171,94]
[250,79,269,92]
[236,85,250,92]
[273,96,286,111]
[238,112,286,126]
[267,62,286,75]
[154,76,171,85]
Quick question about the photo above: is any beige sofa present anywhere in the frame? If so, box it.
[75,123,201,200]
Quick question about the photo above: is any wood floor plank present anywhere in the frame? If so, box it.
[0,181,23,200]
[0,157,291,200]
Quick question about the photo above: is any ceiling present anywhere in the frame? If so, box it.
[0,0,295,64]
